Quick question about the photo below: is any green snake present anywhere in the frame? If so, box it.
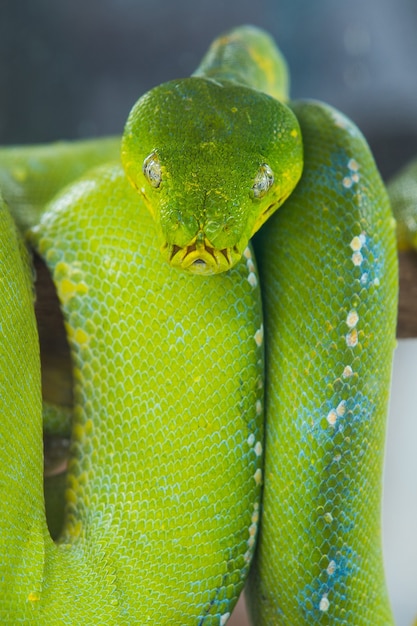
[0,25,407,624]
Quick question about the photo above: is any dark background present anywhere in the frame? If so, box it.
[1,0,416,181]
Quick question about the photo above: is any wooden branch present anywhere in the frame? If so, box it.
[398,251,417,338]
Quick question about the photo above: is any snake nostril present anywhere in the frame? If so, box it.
[192,258,206,266]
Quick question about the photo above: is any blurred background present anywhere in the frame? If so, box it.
[1,1,416,624]
[1,0,416,180]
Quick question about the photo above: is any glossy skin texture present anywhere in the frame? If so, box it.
[1,168,264,623]
[0,25,398,625]
[121,31,302,275]
[248,101,397,624]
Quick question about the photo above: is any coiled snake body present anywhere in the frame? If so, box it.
[0,26,399,624]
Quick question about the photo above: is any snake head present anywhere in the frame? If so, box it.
[122,77,302,274]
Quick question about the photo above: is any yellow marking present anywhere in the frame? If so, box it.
[66,520,82,540]
[74,328,90,346]
[12,166,28,182]
[324,512,333,523]
[290,129,298,138]
[325,320,334,333]
[65,488,77,505]
[231,106,238,113]
[199,141,216,151]
[73,423,83,439]
[28,591,40,603]
[57,278,88,304]
[54,261,70,279]
[248,46,277,90]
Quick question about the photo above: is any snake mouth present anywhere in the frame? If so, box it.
[162,237,241,275]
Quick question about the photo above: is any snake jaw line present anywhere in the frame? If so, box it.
[163,235,241,274]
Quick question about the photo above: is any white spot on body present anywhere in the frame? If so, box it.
[327,409,338,427]
[255,399,262,415]
[254,324,264,347]
[243,247,252,260]
[346,309,359,328]
[346,328,358,347]
[343,365,353,378]
[352,251,363,266]
[220,613,230,625]
[248,272,258,288]
[343,176,353,189]
[348,158,359,171]
[247,258,255,273]
[254,441,263,456]
[247,433,255,446]
[254,468,262,485]
[319,595,330,612]
[336,400,346,416]
[327,560,337,576]
[350,235,363,251]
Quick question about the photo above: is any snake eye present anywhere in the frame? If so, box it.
[252,164,274,198]
[143,152,162,188]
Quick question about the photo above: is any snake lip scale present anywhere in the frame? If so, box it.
[167,239,239,274]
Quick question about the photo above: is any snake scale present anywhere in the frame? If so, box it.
[0,25,401,624]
